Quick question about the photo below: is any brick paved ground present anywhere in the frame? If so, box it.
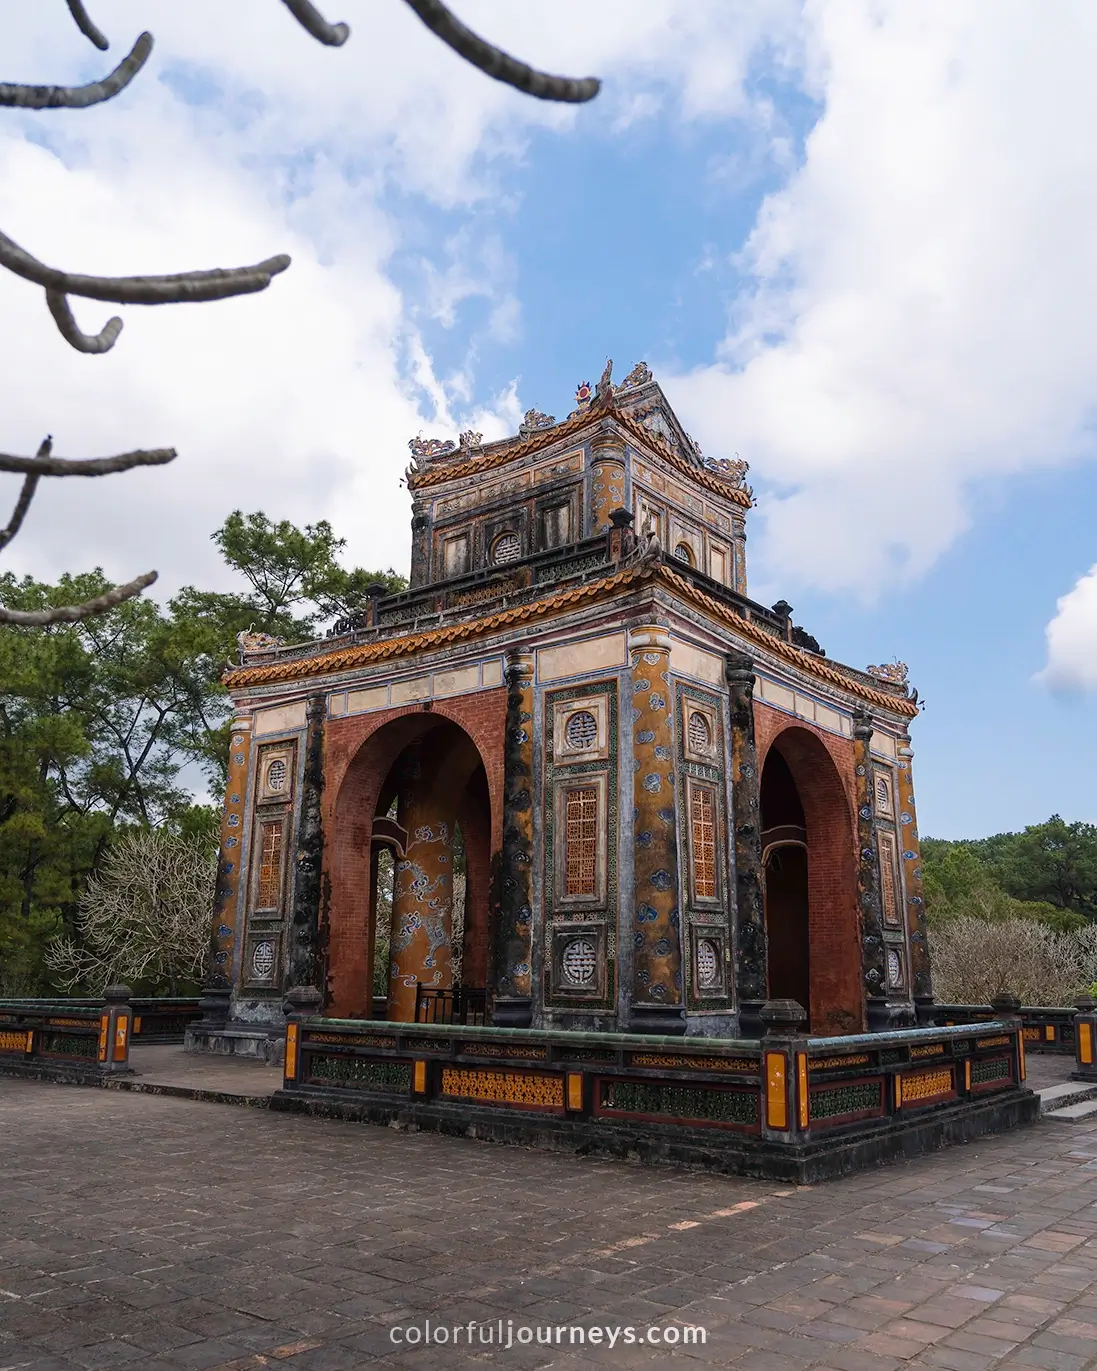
[1,1074,1096,1371]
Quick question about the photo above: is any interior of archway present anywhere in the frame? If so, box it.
[364,723,492,1022]
[761,749,811,1017]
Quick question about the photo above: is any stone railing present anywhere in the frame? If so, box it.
[917,997,1085,1054]
[0,994,200,1044]
[271,998,1036,1182]
[0,986,135,1076]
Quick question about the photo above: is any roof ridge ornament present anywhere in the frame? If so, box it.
[519,408,556,434]
[866,660,909,685]
[407,433,456,471]
[617,360,652,391]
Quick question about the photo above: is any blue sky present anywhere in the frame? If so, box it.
[4,3,1097,841]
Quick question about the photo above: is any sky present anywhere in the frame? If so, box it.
[2,1,1096,840]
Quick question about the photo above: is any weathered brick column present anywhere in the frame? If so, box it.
[493,648,535,1028]
[897,732,933,1006]
[202,713,252,1021]
[628,622,685,1034]
[852,709,889,1030]
[388,741,455,1023]
[726,652,767,1038]
[286,692,325,997]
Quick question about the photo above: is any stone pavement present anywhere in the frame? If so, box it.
[1,1071,1096,1371]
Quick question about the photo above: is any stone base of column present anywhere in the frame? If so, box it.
[866,997,911,1033]
[492,997,533,1029]
[196,984,231,1028]
[629,1005,687,1036]
[736,1000,766,1040]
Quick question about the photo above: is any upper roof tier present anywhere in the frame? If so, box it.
[403,360,754,594]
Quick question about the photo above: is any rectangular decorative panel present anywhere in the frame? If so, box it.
[691,786,717,900]
[564,787,598,897]
[257,821,284,910]
[878,830,900,928]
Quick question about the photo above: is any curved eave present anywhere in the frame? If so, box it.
[224,562,916,719]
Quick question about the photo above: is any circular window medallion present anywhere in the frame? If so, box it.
[887,947,902,988]
[251,940,276,979]
[491,532,521,565]
[687,711,712,754]
[561,936,597,987]
[266,758,287,792]
[564,710,598,751]
[697,938,720,989]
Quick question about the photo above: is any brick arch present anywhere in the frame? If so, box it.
[323,691,506,1017]
[757,718,862,1035]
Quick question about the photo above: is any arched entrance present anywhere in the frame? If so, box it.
[327,713,495,1020]
[760,727,861,1035]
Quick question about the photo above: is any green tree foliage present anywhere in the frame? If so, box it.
[0,512,404,992]
[922,817,1097,933]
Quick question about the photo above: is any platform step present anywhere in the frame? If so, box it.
[1044,1097,1097,1122]
[1037,1082,1097,1114]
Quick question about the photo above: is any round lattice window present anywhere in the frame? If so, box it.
[674,542,693,565]
[491,532,521,565]
[697,938,720,988]
[564,710,598,751]
[266,758,287,792]
[687,711,712,754]
[887,947,902,988]
[561,936,597,987]
[251,940,276,979]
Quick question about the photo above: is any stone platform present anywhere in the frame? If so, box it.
[2,1062,1096,1371]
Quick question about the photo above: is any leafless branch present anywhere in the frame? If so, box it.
[0,437,50,553]
[46,290,123,354]
[0,32,151,109]
[0,231,290,307]
[402,0,600,103]
[0,570,158,626]
[66,0,110,51]
[281,0,350,46]
[0,447,176,478]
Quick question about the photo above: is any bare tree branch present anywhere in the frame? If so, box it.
[46,290,123,354]
[0,447,175,478]
[66,0,110,52]
[281,0,350,46]
[0,32,151,110]
[0,437,50,553]
[0,230,290,307]
[402,0,600,103]
[0,571,158,627]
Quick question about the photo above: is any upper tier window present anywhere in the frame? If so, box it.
[674,542,693,565]
[491,531,521,565]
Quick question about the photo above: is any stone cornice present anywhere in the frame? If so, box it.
[224,560,916,718]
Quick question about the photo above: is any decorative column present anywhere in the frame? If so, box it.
[493,648,535,1027]
[202,713,252,1024]
[409,500,432,588]
[726,652,767,1038]
[590,425,627,533]
[897,732,933,1007]
[286,693,325,997]
[852,709,889,1031]
[628,622,685,1034]
[388,741,455,1023]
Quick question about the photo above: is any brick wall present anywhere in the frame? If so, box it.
[322,689,507,1017]
[754,703,863,1035]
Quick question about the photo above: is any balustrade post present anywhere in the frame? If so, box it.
[760,999,809,1141]
[1073,995,1097,1083]
[990,991,1025,1085]
[98,985,134,1075]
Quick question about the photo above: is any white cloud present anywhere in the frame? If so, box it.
[1,0,794,601]
[667,1,1097,598]
[1038,565,1097,695]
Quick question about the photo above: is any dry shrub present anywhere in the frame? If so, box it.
[929,916,1093,1005]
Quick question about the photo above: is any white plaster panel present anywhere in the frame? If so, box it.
[254,701,307,735]
[793,692,816,722]
[481,659,503,688]
[538,632,627,682]
[871,730,898,759]
[390,676,433,705]
[815,704,843,734]
[671,642,723,686]
[433,665,480,698]
[346,685,389,714]
[328,693,346,717]
[759,679,795,712]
